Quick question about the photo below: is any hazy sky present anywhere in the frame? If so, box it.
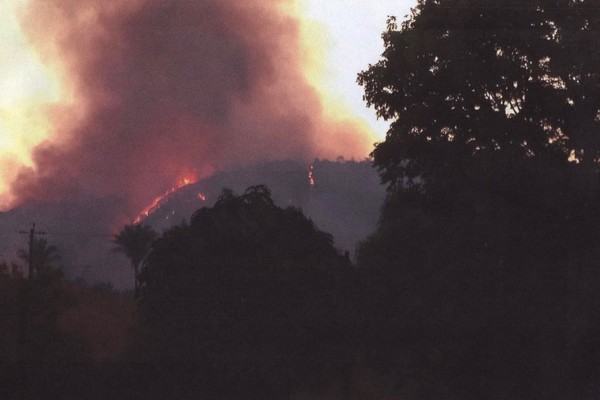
[300,0,416,138]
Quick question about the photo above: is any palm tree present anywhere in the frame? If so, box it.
[113,224,157,298]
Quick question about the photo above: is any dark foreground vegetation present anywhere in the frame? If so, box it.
[4,0,600,398]
[1,186,354,399]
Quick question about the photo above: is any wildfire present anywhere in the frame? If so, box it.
[308,164,315,186]
[198,193,206,201]
[133,176,196,223]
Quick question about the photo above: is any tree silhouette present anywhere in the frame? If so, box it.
[2,245,90,399]
[358,0,600,193]
[113,224,157,298]
[131,186,352,399]
[356,1,600,398]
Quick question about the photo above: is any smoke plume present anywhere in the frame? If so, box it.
[11,0,374,220]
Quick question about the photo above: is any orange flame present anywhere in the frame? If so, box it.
[197,193,206,201]
[133,176,196,223]
[308,164,315,186]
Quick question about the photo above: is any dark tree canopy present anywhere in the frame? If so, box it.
[359,0,600,191]
[356,2,600,398]
[113,223,157,298]
[0,248,90,399]
[132,186,352,399]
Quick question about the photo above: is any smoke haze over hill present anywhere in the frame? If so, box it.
[8,0,375,221]
[0,160,384,288]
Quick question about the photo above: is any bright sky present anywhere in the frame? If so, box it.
[299,0,417,138]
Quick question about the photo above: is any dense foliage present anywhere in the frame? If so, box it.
[130,186,353,399]
[359,0,600,191]
[356,1,600,398]
[0,252,89,399]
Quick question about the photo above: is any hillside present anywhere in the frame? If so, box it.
[143,159,386,255]
[0,159,385,287]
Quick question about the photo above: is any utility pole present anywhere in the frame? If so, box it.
[18,223,46,279]
[15,223,46,398]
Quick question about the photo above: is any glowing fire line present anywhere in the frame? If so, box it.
[133,177,195,224]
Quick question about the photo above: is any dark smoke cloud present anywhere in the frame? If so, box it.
[13,0,374,221]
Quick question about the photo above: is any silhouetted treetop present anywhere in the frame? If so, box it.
[359,0,600,190]
[133,185,351,398]
[184,185,336,270]
[113,223,157,298]
[356,4,600,397]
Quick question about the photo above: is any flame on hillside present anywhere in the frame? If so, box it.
[308,164,315,186]
[133,177,196,224]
